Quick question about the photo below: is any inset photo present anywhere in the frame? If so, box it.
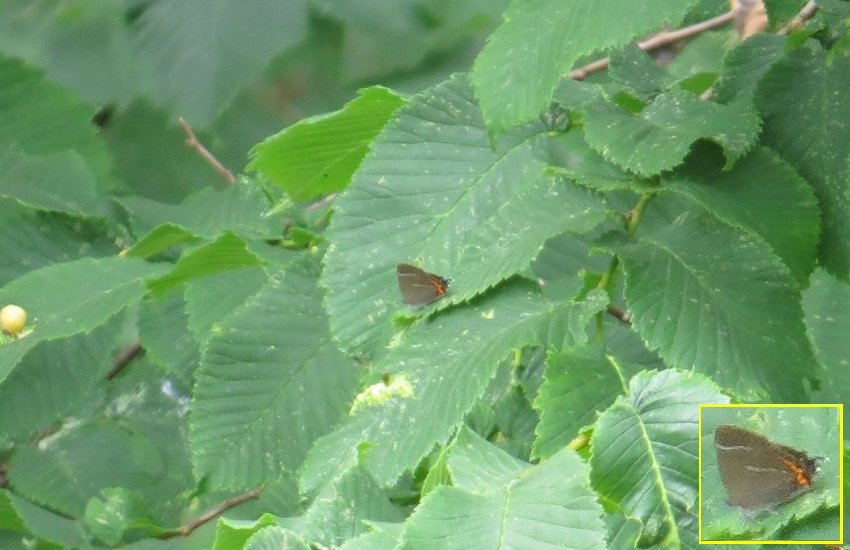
[699,404,843,545]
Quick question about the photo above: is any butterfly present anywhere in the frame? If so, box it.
[396,263,450,307]
[714,424,819,509]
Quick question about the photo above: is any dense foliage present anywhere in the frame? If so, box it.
[0,0,847,548]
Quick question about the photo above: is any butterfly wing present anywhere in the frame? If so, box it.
[396,263,449,306]
[714,425,814,509]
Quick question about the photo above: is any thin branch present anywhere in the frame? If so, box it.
[778,1,818,35]
[305,192,338,212]
[178,117,236,185]
[106,341,143,380]
[160,487,264,538]
[638,11,737,51]
[569,57,610,81]
[607,305,632,324]
[701,2,818,101]
[570,10,737,80]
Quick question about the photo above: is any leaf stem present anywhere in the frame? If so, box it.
[628,192,652,236]
[597,192,652,330]
[601,193,651,293]
[596,256,619,293]
[178,117,236,185]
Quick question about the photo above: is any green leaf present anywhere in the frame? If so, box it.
[249,87,405,200]
[184,266,268,343]
[531,223,613,297]
[552,79,605,108]
[7,352,195,529]
[5,492,84,548]
[774,506,843,545]
[0,491,26,534]
[604,316,666,372]
[278,467,404,547]
[471,0,697,133]
[214,514,278,550]
[311,0,506,81]
[103,355,196,525]
[665,31,729,84]
[533,344,641,460]
[83,488,139,546]
[606,193,816,401]
[256,474,303,518]
[138,289,200,386]
[0,256,167,384]
[0,1,139,106]
[338,528,400,550]
[590,370,727,547]
[420,446,452,497]
[808,0,850,41]
[0,56,107,172]
[125,224,198,259]
[581,90,760,176]
[714,34,786,103]
[453,169,607,287]
[0,201,118,287]
[323,74,608,356]
[491,385,538,460]
[9,420,164,517]
[190,253,359,489]
[0,148,109,219]
[764,0,806,30]
[608,44,671,100]
[756,44,850,276]
[245,526,310,550]
[547,131,639,191]
[802,269,850,407]
[135,0,308,126]
[301,284,608,491]
[0,321,116,442]
[400,428,606,549]
[664,146,820,285]
[603,511,642,550]
[444,426,526,490]
[118,184,278,242]
[147,232,264,294]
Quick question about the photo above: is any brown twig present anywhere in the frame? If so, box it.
[178,117,236,185]
[160,487,264,538]
[700,1,818,101]
[106,341,143,380]
[778,1,818,35]
[607,305,632,324]
[569,11,737,80]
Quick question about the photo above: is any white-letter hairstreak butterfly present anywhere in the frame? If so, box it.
[396,264,449,307]
[714,424,819,509]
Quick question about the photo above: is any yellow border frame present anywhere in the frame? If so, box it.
[698,403,844,545]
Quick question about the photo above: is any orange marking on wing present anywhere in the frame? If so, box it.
[783,457,812,487]
[430,277,447,295]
